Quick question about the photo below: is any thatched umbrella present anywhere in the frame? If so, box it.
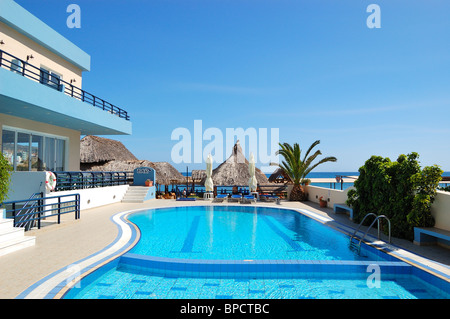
[82,159,184,186]
[211,140,269,186]
[191,170,206,182]
[80,135,137,167]
[151,162,185,185]
[80,135,184,186]
[268,167,292,184]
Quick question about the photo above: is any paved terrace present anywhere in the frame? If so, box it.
[0,199,449,299]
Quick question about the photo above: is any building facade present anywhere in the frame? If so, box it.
[0,0,132,201]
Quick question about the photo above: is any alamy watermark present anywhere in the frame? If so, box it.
[67,4,81,29]
[65,4,380,30]
[171,120,279,171]
[367,264,381,289]
[367,4,381,29]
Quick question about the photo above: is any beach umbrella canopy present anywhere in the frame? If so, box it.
[81,159,184,185]
[211,140,270,186]
[80,135,138,164]
[205,154,214,192]
[248,152,258,192]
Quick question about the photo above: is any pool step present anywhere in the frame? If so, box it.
[349,238,361,254]
[0,218,35,257]
[122,186,153,203]
[118,253,413,279]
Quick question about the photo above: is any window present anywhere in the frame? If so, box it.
[44,136,55,171]
[1,128,67,172]
[1,130,15,168]
[40,67,63,91]
[16,132,30,171]
[10,59,23,74]
[31,135,44,171]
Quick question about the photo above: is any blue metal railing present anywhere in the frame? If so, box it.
[0,49,130,121]
[1,193,80,231]
[53,171,130,192]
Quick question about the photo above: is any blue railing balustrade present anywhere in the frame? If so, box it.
[1,193,80,231]
[0,49,130,121]
[52,171,131,192]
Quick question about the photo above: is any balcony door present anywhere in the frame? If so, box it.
[1,128,67,172]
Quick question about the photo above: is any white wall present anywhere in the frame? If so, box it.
[285,184,353,208]
[49,185,129,210]
[7,171,46,202]
[0,21,83,86]
[431,191,450,232]
[291,185,450,232]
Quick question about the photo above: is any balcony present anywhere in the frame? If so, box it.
[0,49,129,121]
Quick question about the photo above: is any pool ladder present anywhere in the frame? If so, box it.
[349,213,391,254]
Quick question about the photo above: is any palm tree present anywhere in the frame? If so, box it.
[272,141,337,201]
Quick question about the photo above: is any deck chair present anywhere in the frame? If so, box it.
[213,194,228,203]
[228,194,242,203]
[241,195,256,204]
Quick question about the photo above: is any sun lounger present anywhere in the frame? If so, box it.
[260,195,278,202]
[213,194,228,203]
[176,197,196,201]
[241,195,256,204]
[228,195,242,203]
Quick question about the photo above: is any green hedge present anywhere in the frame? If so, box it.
[346,152,442,241]
[0,153,12,204]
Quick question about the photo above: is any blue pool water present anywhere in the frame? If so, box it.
[127,206,386,261]
[64,206,450,299]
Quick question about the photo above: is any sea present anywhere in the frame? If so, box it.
[171,171,450,194]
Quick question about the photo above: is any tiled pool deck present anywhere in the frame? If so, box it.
[0,199,449,299]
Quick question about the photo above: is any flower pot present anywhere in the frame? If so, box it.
[149,180,153,187]
[319,200,327,208]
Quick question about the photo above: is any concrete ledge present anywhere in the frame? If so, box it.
[334,203,353,220]
[414,227,450,248]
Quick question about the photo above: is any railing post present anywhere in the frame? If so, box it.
[12,203,16,227]
[21,60,26,77]
[76,194,80,220]
[37,198,41,229]
[57,196,61,224]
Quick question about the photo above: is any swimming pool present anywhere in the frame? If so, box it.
[63,205,450,299]
[126,206,388,261]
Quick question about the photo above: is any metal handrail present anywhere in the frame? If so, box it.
[350,213,391,252]
[53,171,130,191]
[0,49,130,121]
[14,192,43,230]
[1,193,80,231]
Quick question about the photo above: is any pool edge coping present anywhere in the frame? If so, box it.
[16,203,450,299]
[15,208,143,299]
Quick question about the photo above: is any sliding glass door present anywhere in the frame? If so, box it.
[31,135,44,171]
[1,128,67,172]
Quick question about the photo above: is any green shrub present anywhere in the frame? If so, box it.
[0,153,12,204]
[346,152,442,241]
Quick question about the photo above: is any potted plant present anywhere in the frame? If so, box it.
[319,196,327,208]
[145,179,153,187]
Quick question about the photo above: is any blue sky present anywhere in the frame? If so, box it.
[15,0,450,172]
